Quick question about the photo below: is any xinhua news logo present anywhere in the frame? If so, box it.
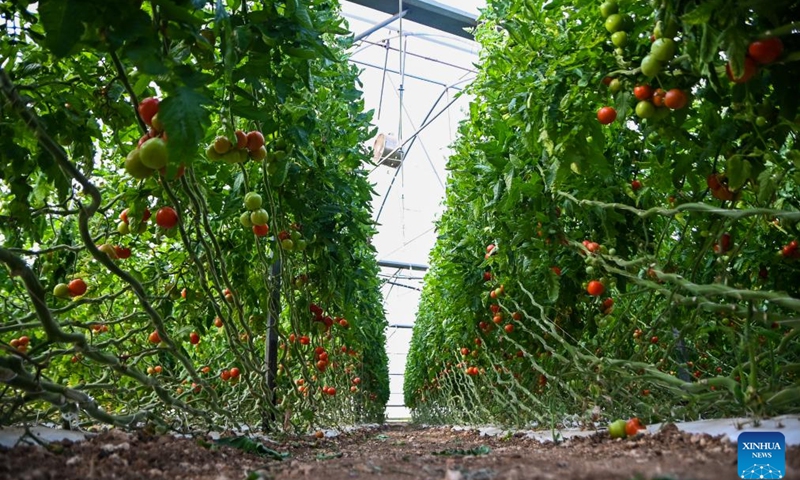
[738,431,785,479]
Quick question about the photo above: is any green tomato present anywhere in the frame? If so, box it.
[244,192,262,211]
[609,78,622,93]
[755,116,768,127]
[118,221,130,235]
[250,209,269,226]
[604,14,624,33]
[139,137,168,170]
[281,239,294,251]
[240,212,253,228]
[635,100,656,119]
[611,31,628,48]
[640,55,662,77]
[125,148,154,179]
[295,239,307,251]
[599,0,618,18]
[53,283,71,299]
[609,419,628,439]
[650,38,676,62]
[206,144,222,161]
[290,230,302,242]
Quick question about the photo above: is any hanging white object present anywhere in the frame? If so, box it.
[372,133,404,168]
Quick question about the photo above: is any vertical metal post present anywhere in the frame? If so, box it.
[263,259,281,431]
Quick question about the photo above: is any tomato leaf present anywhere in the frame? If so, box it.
[38,0,95,57]
[726,156,750,190]
[681,1,719,25]
[159,87,211,168]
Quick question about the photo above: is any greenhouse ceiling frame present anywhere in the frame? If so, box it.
[346,0,478,40]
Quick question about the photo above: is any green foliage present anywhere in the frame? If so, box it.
[405,0,800,427]
[0,0,388,431]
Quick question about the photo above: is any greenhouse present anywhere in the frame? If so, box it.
[0,0,798,478]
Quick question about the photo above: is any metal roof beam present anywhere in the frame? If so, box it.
[378,259,429,271]
[345,0,478,40]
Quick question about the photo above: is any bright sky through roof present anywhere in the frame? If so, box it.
[341,0,486,419]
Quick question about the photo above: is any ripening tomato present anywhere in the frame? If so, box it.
[748,37,783,64]
[504,324,514,333]
[652,88,666,107]
[149,330,161,344]
[633,85,653,100]
[551,266,562,276]
[587,280,605,296]
[597,106,617,125]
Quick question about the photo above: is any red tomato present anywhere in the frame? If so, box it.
[114,246,132,259]
[597,106,617,125]
[229,367,240,379]
[633,85,653,101]
[664,89,688,109]
[189,332,200,344]
[299,335,310,345]
[155,207,179,229]
[68,278,87,296]
[504,324,514,333]
[550,266,562,276]
[138,97,160,126]
[631,179,642,191]
[252,224,269,236]
[748,37,783,64]
[149,330,161,344]
[587,280,605,296]
[18,336,30,346]
[625,417,645,436]
[221,370,231,381]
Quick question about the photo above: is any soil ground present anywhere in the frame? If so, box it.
[1,423,798,480]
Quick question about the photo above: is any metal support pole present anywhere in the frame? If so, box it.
[353,10,408,43]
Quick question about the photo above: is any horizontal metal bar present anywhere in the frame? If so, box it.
[350,59,463,90]
[356,38,477,73]
[378,259,429,271]
[387,324,414,329]
[353,10,408,42]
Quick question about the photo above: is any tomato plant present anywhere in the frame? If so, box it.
[405,0,800,429]
[1,0,389,431]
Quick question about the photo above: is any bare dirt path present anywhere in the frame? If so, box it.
[1,423,798,480]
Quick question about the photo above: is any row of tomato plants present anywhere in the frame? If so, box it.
[0,0,388,431]
[405,0,800,426]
